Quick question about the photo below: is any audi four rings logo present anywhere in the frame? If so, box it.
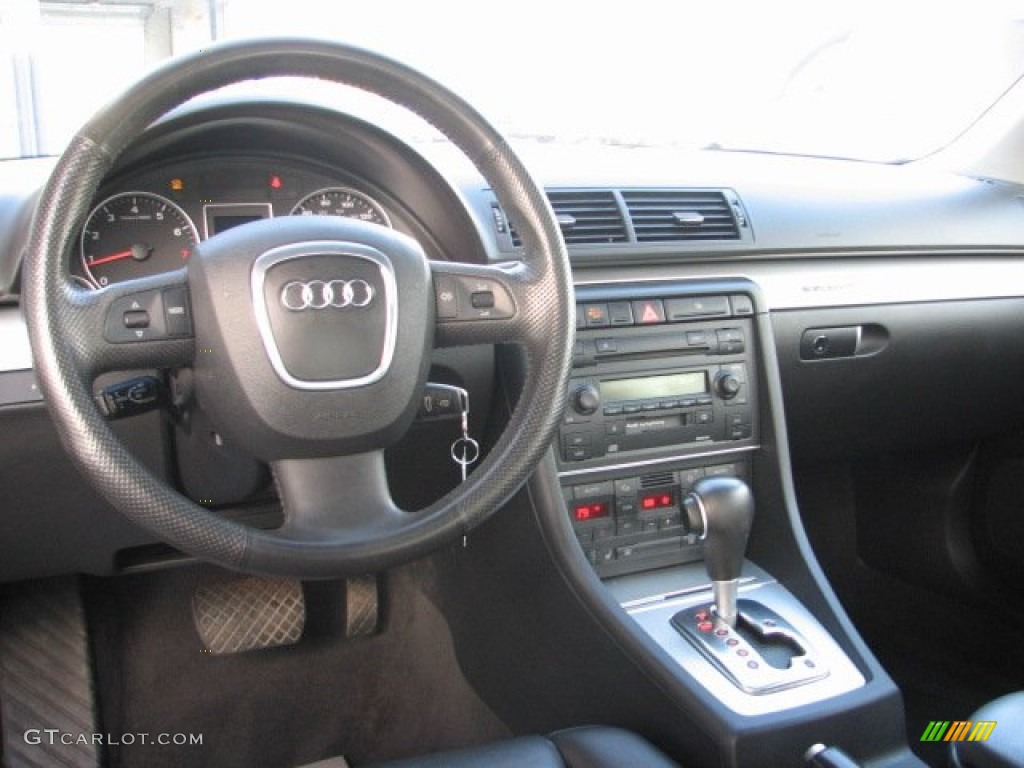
[280,279,375,311]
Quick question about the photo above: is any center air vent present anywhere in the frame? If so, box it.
[511,189,627,246]
[622,189,740,242]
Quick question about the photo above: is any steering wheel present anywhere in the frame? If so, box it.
[22,39,573,578]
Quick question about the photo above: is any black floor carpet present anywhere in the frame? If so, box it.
[84,561,510,768]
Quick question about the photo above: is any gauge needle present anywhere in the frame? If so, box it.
[89,244,153,267]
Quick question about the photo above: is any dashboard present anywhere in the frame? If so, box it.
[2,95,1024,578]
[5,83,1024,768]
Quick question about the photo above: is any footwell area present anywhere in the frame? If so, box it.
[84,562,509,768]
[794,457,1024,768]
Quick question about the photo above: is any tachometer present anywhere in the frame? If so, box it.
[290,187,391,227]
[81,192,199,287]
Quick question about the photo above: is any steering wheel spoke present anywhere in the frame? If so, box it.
[272,452,402,537]
[65,270,194,378]
[432,260,541,348]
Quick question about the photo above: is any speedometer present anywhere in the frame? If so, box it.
[290,187,392,227]
[81,192,199,287]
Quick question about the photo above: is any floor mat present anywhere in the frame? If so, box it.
[0,578,99,768]
[85,562,509,768]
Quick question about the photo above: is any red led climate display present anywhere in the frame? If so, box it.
[573,502,609,521]
[640,493,674,511]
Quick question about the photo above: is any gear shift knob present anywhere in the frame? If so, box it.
[683,476,754,625]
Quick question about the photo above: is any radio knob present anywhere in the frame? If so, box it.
[715,372,742,400]
[571,384,601,415]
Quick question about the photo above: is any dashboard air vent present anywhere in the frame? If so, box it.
[640,471,675,489]
[622,189,740,242]
[510,189,627,246]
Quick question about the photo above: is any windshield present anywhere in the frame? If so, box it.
[2,0,1024,163]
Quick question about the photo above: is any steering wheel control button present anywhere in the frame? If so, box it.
[434,275,458,319]
[105,289,169,342]
[438,275,515,321]
[252,245,397,389]
[122,309,150,329]
[162,286,193,336]
[470,290,495,309]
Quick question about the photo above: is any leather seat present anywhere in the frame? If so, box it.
[950,692,1024,768]
[368,725,679,768]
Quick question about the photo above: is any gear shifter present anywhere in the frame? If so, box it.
[682,476,754,626]
[674,475,829,693]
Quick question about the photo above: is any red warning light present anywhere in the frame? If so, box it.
[640,493,674,511]
[269,174,283,190]
[573,502,609,522]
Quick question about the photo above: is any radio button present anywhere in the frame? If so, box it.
[641,402,659,412]
[660,400,678,410]
[623,404,642,414]
[608,302,634,325]
[730,295,755,315]
[680,397,697,408]
[631,299,665,325]
[696,395,713,406]
[571,383,601,415]
[603,405,623,416]
[727,412,749,427]
[566,446,590,461]
[565,433,592,448]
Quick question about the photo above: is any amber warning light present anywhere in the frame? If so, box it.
[573,502,609,522]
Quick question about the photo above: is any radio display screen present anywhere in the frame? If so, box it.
[602,372,707,402]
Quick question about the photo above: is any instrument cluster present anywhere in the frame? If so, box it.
[74,157,395,288]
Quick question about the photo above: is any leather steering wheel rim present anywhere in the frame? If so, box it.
[23,38,573,578]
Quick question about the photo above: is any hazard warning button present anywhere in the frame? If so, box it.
[631,299,666,325]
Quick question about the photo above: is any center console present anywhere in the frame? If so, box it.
[530,278,921,766]
[558,285,758,578]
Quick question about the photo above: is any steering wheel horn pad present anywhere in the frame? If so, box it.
[188,215,432,460]
[23,38,574,578]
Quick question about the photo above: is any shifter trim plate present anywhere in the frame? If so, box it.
[672,598,829,694]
